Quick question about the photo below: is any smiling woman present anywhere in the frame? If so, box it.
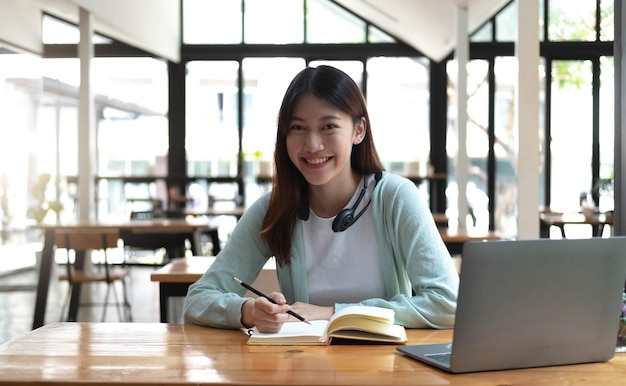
[183,65,459,334]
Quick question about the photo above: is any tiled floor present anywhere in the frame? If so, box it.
[0,252,184,345]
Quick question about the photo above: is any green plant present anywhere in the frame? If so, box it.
[26,173,63,224]
[592,177,614,196]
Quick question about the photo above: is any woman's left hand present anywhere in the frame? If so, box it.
[290,303,334,321]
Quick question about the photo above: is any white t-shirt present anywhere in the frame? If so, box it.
[303,174,385,306]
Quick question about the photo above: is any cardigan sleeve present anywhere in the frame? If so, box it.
[182,194,274,329]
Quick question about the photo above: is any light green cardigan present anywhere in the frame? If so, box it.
[183,172,459,329]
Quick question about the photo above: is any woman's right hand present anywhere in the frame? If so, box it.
[240,292,293,333]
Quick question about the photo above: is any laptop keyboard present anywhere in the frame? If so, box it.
[425,352,452,365]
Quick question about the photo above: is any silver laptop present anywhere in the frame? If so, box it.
[397,237,626,373]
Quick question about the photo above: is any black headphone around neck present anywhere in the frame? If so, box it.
[299,171,383,232]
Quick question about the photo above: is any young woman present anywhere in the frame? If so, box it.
[183,65,458,332]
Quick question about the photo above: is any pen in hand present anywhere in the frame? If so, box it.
[233,277,311,325]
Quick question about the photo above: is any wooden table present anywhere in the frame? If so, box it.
[439,227,501,255]
[0,322,623,385]
[31,218,219,329]
[540,211,614,238]
[150,256,278,322]
[432,212,448,227]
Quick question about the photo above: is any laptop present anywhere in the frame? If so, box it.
[397,237,626,373]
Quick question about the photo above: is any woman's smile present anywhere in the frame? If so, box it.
[303,156,331,165]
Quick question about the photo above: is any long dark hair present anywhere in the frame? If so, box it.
[260,65,384,266]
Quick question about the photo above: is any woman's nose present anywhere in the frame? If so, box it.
[303,132,323,152]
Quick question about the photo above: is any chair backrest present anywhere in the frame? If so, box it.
[55,229,121,283]
[55,229,120,251]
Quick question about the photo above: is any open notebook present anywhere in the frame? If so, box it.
[398,237,626,373]
[245,305,407,345]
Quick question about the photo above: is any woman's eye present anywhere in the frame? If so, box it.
[289,125,304,131]
[322,124,337,130]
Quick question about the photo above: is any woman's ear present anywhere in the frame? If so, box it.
[353,117,366,145]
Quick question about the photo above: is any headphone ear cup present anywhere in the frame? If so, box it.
[332,209,355,232]
[328,173,382,232]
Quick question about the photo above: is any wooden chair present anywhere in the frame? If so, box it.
[55,228,132,322]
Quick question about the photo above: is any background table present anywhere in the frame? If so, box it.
[439,228,500,255]
[150,256,278,322]
[0,322,624,385]
[540,211,614,238]
[31,218,219,329]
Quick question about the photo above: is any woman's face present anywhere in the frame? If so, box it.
[286,93,364,188]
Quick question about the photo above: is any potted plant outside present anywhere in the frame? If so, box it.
[25,173,63,271]
[27,173,63,225]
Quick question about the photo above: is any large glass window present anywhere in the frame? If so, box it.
[472,23,493,42]
[600,0,614,41]
[465,60,491,231]
[493,57,547,237]
[94,57,169,176]
[307,0,366,43]
[39,59,79,220]
[366,57,430,176]
[241,58,305,178]
[446,54,547,237]
[548,0,597,41]
[474,0,545,42]
[186,61,240,178]
[492,57,519,236]
[0,50,43,235]
[368,25,396,43]
[38,57,169,220]
[447,60,493,231]
[495,1,517,41]
[183,0,242,44]
[42,14,171,221]
[598,56,614,212]
[244,0,304,44]
[549,60,593,212]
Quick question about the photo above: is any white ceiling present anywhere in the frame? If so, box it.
[335,0,511,62]
[26,0,180,61]
[13,0,511,63]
